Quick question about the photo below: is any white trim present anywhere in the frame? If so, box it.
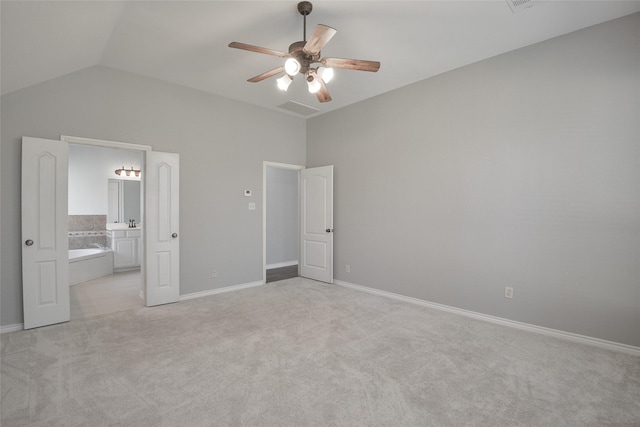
[179,281,264,302]
[266,261,298,269]
[335,280,640,356]
[262,161,305,284]
[1,323,24,334]
[61,135,152,151]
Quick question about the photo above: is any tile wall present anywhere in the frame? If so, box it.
[68,215,107,249]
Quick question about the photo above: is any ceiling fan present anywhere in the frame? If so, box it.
[228,1,381,103]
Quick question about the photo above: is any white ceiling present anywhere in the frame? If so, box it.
[2,1,639,118]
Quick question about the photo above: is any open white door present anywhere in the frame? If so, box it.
[300,165,334,283]
[145,151,180,306]
[22,137,70,329]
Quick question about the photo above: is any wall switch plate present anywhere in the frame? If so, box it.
[505,287,514,299]
[248,202,256,210]
[346,264,351,273]
[211,270,217,278]
[244,190,252,197]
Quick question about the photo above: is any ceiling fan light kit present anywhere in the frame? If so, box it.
[307,73,321,94]
[228,1,380,103]
[317,66,333,83]
[277,74,293,91]
[285,58,301,76]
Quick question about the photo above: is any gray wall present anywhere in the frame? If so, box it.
[266,166,299,266]
[1,65,305,326]
[307,14,640,346]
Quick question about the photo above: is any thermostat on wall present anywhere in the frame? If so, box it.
[244,190,252,197]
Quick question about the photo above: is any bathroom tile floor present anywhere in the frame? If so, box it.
[70,270,143,320]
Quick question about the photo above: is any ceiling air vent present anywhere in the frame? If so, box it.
[506,0,535,14]
[277,101,320,117]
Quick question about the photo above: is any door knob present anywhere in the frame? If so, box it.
[25,239,34,246]
[325,229,333,233]
[172,233,178,238]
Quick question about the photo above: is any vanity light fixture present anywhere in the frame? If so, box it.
[115,166,141,178]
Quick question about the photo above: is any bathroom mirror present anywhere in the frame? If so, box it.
[107,179,141,224]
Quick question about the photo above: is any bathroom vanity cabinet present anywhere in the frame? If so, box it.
[107,227,142,271]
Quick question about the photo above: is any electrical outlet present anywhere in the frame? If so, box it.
[211,270,217,278]
[505,287,513,299]
[346,264,351,273]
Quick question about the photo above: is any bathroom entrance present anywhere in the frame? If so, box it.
[68,143,144,320]
[21,136,180,329]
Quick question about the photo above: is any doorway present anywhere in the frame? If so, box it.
[68,143,144,319]
[263,162,304,283]
[22,135,180,329]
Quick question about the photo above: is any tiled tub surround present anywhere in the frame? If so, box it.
[68,215,107,249]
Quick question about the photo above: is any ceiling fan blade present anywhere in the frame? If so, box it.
[321,57,381,72]
[228,42,289,58]
[303,24,337,56]
[247,66,285,83]
[316,79,332,103]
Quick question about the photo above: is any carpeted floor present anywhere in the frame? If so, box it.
[1,277,639,426]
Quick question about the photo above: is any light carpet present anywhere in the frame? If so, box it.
[1,277,639,426]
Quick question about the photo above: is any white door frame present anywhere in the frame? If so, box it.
[262,161,304,283]
[61,135,151,303]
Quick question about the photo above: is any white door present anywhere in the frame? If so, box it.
[145,151,180,306]
[21,137,70,329]
[300,165,334,283]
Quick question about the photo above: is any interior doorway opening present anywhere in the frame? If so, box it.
[66,139,147,319]
[22,135,179,330]
[263,162,304,283]
[68,142,144,320]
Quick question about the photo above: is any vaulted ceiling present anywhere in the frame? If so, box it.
[2,1,639,117]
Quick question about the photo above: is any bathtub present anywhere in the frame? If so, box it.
[69,248,114,286]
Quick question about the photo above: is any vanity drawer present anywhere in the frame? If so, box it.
[110,230,126,238]
[126,229,141,238]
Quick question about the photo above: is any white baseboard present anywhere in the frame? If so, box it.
[266,261,298,269]
[179,280,264,302]
[335,280,640,356]
[0,323,24,334]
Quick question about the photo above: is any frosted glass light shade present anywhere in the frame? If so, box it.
[277,75,293,91]
[307,77,321,94]
[318,67,334,83]
[284,58,301,76]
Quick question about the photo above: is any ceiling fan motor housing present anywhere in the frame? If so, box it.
[288,41,320,74]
